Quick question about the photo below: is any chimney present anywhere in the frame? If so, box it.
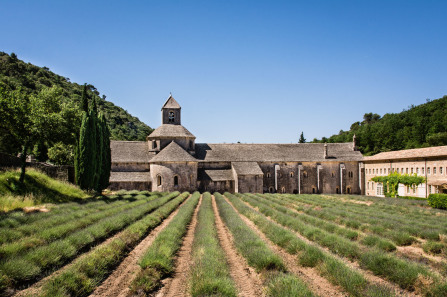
[353,134,357,151]
[324,143,328,159]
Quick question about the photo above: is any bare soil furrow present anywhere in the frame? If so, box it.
[89,195,191,297]
[154,195,203,297]
[239,198,420,297]
[224,195,345,297]
[211,195,264,297]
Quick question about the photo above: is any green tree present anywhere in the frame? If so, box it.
[76,110,97,190]
[97,112,111,191]
[299,132,306,143]
[0,87,66,182]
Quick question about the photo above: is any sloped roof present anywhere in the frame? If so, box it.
[162,95,181,110]
[364,146,447,161]
[195,143,362,162]
[232,162,263,175]
[204,169,234,181]
[150,141,197,162]
[109,171,151,182]
[148,124,195,138]
[111,141,150,163]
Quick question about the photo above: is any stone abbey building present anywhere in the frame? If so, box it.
[109,95,364,194]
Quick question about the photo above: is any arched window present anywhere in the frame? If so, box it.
[266,172,271,178]
[157,175,162,186]
[331,171,335,178]
[336,187,340,194]
[281,187,286,193]
[290,172,294,177]
[347,187,352,194]
[312,187,316,194]
[168,111,175,123]
[174,176,179,186]
[269,187,274,193]
[303,171,308,178]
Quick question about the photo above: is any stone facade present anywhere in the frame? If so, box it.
[364,147,447,197]
[109,95,365,193]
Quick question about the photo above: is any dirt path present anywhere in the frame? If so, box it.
[238,198,420,297]
[89,195,192,297]
[154,195,203,297]
[211,195,264,297]
[14,196,188,297]
[223,195,346,297]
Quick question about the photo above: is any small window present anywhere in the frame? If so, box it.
[416,168,419,174]
[434,167,437,174]
[347,187,352,194]
[331,171,335,178]
[380,169,382,174]
[290,172,294,177]
[303,171,308,178]
[157,175,162,186]
[429,185,432,194]
[168,111,175,123]
[336,187,340,194]
[406,168,409,174]
[281,187,286,193]
[422,167,425,175]
[312,187,316,194]
[174,176,179,186]
[441,167,444,175]
[269,187,274,193]
[266,172,271,178]
[427,167,431,174]
[367,182,370,190]
[153,140,157,149]
[411,168,414,174]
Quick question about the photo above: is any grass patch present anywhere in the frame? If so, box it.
[130,192,200,294]
[37,192,190,297]
[189,193,237,297]
[0,169,89,212]
[422,241,445,255]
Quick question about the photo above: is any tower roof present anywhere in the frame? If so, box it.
[150,141,197,162]
[162,94,181,110]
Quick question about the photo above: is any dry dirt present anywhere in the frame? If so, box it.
[153,195,203,297]
[211,195,264,297]
[89,195,192,297]
[236,197,421,297]
[223,195,347,297]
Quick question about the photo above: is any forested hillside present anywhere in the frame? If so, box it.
[0,52,153,163]
[311,96,447,155]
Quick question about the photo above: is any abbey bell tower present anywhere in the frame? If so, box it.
[162,94,181,125]
[147,94,196,154]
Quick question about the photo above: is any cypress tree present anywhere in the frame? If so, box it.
[87,109,97,190]
[98,113,111,192]
[76,111,89,189]
[81,84,88,113]
[94,111,103,192]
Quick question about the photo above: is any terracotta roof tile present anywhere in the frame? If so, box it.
[364,146,447,161]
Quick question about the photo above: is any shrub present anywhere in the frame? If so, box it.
[428,194,447,209]
[422,241,444,255]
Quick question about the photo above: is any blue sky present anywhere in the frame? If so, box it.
[2,0,447,143]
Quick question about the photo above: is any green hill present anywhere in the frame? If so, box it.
[0,52,153,160]
[311,96,447,155]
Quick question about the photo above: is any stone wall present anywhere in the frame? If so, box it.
[112,162,149,172]
[150,162,198,192]
[109,181,151,191]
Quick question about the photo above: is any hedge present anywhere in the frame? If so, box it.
[428,193,447,209]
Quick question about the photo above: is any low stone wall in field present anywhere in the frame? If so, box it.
[0,152,75,183]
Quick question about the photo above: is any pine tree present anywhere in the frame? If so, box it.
[299,132,306,143]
